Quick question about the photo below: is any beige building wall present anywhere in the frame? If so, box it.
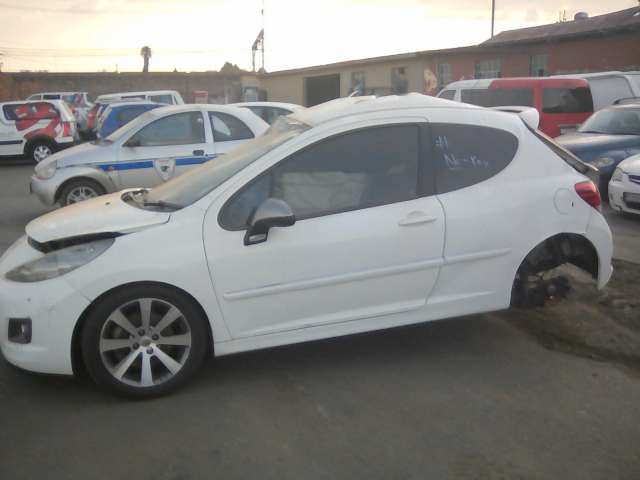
[258,56,427,106]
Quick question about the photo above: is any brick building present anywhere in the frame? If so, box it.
[259,6,640,106]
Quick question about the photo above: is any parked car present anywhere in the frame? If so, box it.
[231,101,304,125]
[437,77,594,137]
[95,90,184,105]
[556,103,640,193]
[30,104,268,206]
[0,100,77,162]
[608,153,640,216]
[553,71,640,110]
[27,92,93,132]
[97,101,164,139]
[2,94,612,397]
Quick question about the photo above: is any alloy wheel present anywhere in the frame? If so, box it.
[99,298,192,388]
[33,144,52,162]
[66,185,99,204]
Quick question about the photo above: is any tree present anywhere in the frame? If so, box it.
[140,46,152,73]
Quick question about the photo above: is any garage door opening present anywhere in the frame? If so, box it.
[305,74,340,107]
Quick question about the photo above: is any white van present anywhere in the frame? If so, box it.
[95,90,184,105]
[553,71,640,110]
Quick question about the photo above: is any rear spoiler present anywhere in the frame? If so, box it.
[489,106,539,130]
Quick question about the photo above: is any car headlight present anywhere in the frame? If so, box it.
[34,160,58,180]
[611,168,624,183]
[5,238,114,282]
[592,157,614,168]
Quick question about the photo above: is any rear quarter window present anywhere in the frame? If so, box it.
[3,102,59,121]
[438,90,456,101]
[431,123,519,194]
[543,87,593,114]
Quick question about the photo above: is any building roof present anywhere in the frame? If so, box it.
[483,6,640,46]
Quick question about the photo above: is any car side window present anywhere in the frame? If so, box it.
[431,123,518,194]
[3,105,19,121]
[117,107,147,125]
[149,94,174,104]
[128,112,205,147]
[220,125,421,230]
[543,87,593,114]
[439,90,456,100]
[3,102,59,122]
[209,112,255,142]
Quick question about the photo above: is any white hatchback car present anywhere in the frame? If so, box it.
[0,94,613,397]
[0,100,77,162]
[609,153,640,215]
[30,104,268,206]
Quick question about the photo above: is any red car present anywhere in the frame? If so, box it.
[438,77,594,137]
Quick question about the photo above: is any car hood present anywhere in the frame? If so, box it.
[556,132,640,154]
[618,153,640,175]
[41,141,114,169]
[26,191,170,244]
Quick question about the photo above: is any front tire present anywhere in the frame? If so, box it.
[28,140,55,163]
[58,178,106,206]
[81,285,209,398]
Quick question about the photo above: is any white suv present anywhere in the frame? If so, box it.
[0,100,77,162]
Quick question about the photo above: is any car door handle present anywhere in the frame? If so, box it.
[398,211,437,226]
[193,149,205,156]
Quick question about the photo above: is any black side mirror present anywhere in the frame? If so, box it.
[244,198,295,246]
[125,137,141,148]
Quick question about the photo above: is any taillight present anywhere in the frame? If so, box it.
[575,180,601,209]
[62,121,72,136]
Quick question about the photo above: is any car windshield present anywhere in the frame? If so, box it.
[578,108,640,135]
[140,117,310,208]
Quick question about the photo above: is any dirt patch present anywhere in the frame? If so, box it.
[504,259,640,369]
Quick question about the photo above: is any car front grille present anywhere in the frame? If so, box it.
[629,175,640,185]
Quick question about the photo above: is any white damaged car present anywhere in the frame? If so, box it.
[1,95,612,397]
[30,104,268,206]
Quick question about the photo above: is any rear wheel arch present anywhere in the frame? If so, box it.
[511,233,599,307]
[70,281,214,379]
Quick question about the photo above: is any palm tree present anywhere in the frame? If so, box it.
[140,46,152,73]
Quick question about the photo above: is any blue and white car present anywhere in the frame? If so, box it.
[31,104,268,206]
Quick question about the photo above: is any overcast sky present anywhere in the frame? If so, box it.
[0,0,636,73]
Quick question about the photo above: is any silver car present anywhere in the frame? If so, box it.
[31,104,268,206]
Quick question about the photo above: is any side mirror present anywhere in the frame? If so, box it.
[244,198,295,246]
[125,137,141,148]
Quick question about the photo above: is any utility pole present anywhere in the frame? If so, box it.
[261,0,265,71]
[491,0,496,38]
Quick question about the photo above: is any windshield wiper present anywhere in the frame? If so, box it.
[142,200,183,210]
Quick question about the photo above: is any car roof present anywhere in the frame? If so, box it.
[444,77,588,90]
[30,92,87,96]
[139,103,269,130]
[605,103,640,110]
[97,90,179,100]
[106,101,161,109]
[232,101,304,111]
[289,93,477,127]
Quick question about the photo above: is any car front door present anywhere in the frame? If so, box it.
[116,111,210,189]
[203,120,445,339]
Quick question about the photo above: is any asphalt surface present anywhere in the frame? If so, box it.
[1,162,640,480]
